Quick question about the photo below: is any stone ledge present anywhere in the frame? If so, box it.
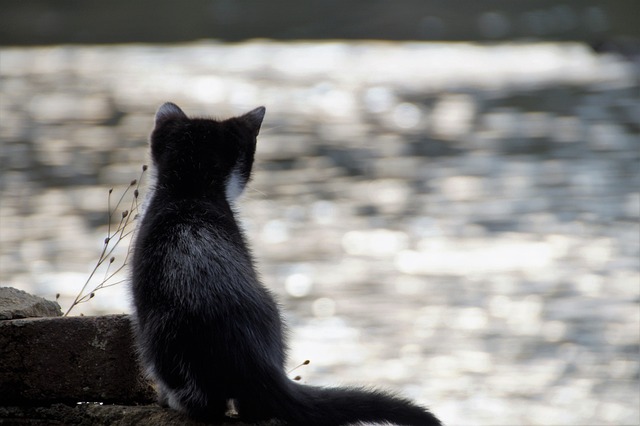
[0,315,154,405]
[0,404,282,426]
[0,287,62,320]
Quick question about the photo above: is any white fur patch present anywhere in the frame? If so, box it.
[224,165,245,205]
[132,163,157,227]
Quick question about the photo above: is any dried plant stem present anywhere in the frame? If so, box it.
[64,165,147,316]
[287,359,311,381]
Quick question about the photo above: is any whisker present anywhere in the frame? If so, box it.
[247,185,267,197]
[259,124,285,134]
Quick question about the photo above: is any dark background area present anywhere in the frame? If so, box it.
[1,0,638,46]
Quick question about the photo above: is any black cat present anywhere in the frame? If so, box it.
[130,102,442,426]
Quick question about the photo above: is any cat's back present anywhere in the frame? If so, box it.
[132,195,253,307]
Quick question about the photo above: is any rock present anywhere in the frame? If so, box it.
[0,315,154,405]
[0,287,62,320]
[0,404,284,426]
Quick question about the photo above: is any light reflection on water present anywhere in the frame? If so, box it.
[0,41,639,425]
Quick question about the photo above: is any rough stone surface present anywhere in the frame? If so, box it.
[0,315,154,405]
[0,287,62,320]
[0,404,283,426]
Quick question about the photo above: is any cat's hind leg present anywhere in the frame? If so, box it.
[162,382,229,422]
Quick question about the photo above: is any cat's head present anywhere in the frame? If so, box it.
[150,102,265,204]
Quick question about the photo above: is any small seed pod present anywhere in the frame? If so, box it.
[142,165,148,171]
[110,257,115,264]
[122,210,129,218]
[130,179,137,186]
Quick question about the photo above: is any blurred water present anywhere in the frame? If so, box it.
[0,41,639,425]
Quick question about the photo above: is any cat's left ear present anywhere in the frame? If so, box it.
[155,102,187,126]
[240,106,266,136]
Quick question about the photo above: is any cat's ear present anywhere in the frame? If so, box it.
[240,106,266,136]
[155,102,187,125]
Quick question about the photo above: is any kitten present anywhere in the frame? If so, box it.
[130,102,442,426]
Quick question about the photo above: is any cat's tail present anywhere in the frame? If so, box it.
[241,376,443,426]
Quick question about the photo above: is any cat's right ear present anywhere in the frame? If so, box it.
[240,106,266,136]
[155,102,187,126]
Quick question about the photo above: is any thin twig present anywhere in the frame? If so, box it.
[65,165,147,316]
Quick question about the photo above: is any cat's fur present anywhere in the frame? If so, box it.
[130,102,442,426]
